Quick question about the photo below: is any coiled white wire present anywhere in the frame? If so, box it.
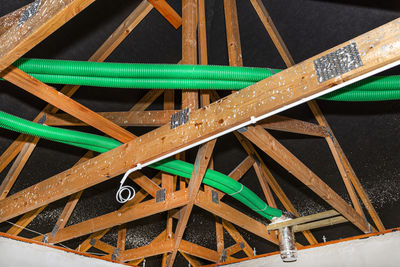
[116,164,142,203]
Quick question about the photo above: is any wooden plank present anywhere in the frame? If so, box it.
[0,0,95,72]
[0,0,154,168]
[181,0,198,110]
[249,0,295,66]
[166,140,216,267]
[2,19,400,222]
[90,0,153,62]
[293,216,348,233]
[129,172,161,197]
[92,239,116,254]
[148,0,182,29]
[0,3,32,36]
[48,189,188,244]
[267,210,340,230]
[179,240,220,263]
[0,135,30,175]
[234,132,318,245]
[196,191,278,245]
[308,101,384,232]
[180,252,201,267]
[117,224,126,259]
[76,229,110,252]
[2,66,135,143]
[225,243,242,257]
[6,206,46,236]
[121,239,174,261]
[216,216,224,259]
[258,115,329,137]
[222,220,253,258]
[0,137,39,200]
[253,161,277,208]
[224,0,243,67]
[44,110,176,127]
[242,126,370,233]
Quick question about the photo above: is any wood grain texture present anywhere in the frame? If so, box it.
[1,18,400,222]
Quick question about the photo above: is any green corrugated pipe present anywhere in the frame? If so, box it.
[10,58,400,101]
[24,73,254,90]
[13,58,278,81]
[0,111,282,219]
[0,111,120,153]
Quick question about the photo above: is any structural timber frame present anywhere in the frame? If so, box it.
[0,0,399,266]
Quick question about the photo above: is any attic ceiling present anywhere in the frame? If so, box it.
[0,0,399,266]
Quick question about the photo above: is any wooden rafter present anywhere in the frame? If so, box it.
[148,0,182,29]
[241,126,370,233]
[166,140,216,266]
[0,0,96,72]
[1,17,400,223]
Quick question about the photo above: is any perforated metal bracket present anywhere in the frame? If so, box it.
[111,248,120,261]
[211,190,219,204]
[239,242,245,249]
[50,224,59,238]
[221,249,227,262]
[170,108,190,129]
[89,238,97,246]
[237,126,248,133]
[156,188,166,202]
[314,42,362,83]
[42,233,49,244]
[38,114,47,124]
[18,0,41,27]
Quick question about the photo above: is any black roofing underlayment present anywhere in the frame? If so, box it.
[0,0,400,266]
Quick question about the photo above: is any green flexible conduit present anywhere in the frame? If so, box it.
[0,111,282,220]
[8,58,400,101]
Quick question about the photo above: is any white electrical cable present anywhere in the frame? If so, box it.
[113,58,400,204]
[115,163,142,203]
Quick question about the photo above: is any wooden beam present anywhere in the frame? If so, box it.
[166,140,216,267]
[0,0,155,170]
[293,216,348,233]
[74,174,162,252]
[234,132,318,245]
[129,172,161,197]
[181,0,198,109]
[224,243,242,257]
[267,210,340,230]
[253,161,277,208]
[307,101,385,232]
[48,189,188,244]
[216,216,224,260]
[258,115,329,137]
[90,0,153,62]
[0,3,32,36]
[2,18,400,222]
[147,0,182,29]
[44,110,176,127]
[1,66,135,143]
[0,0,95,72]
[117,225,126,261]
[242,126,370,233]
[222,220,253,258]
[0,137,39,200]
[6,206,46,236]
[180,252,202,267]
[224,0,243,67]
[249,0,295,66]
[179,240,222,263]
[91,239,116,254]
[120,239,174,261]
[195,191,279,245]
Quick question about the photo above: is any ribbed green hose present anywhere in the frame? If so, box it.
[26,73,254,90]
[14,58,278,81]
[11,58,400,101]
[0,111,121,153]
[0,111,282,219]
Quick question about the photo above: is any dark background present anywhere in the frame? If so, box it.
[0,0,399,266]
